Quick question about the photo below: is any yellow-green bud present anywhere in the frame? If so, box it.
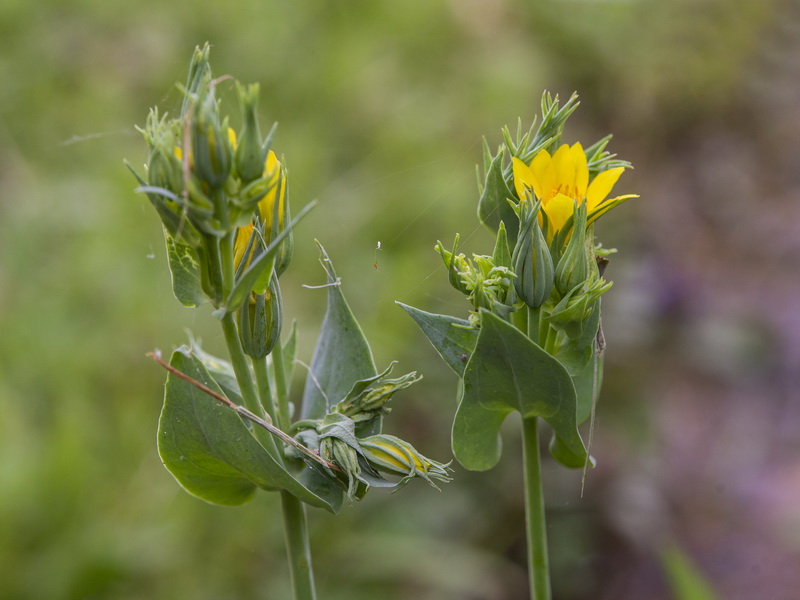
[238,273,282,359]
[234,83,267,184]
[554,201,589,298]
[359,434,452,489]
[333,368,421,424]
[512,201,554,308]
[191,93,232,190]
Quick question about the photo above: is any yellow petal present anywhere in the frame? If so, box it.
[234,223,254,268]
[571,143,588,199]
[512,157,536,201]
[587,194,639,226]
[227,127,237,149]
[258,151,286,229]
[552,144,575,197]
[530,149,551,200]
[586,167,625,210]
[542,193,574,240]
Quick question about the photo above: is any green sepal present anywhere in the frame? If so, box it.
[477,149,518,245]
[452,310,587,471]
[300,242,377,422]
[157,347,343,511]
[164,230,208,307]
[492,221,513,268]
[396,303,478,377]
[225,200,316,313]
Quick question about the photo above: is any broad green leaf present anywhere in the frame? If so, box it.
[452,310,586,470]
[477,150,519,245]
[165,231,207,307]
[571,353,603,426]
[551,302,601,376]
[300,243,377,423]
[397,303,477,377]
[158,347,343,512]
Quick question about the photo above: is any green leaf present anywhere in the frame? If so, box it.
[551,302,601,377]
[225,200,316,312]
[477,150,518,245]
[300,243,377,422]
[397,303,478,377]
[165,231,207,307]
[452,310,586,470]
[571,353,603,426]
[158,347,343,512]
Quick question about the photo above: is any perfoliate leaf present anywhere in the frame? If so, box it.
[397,303,478,377]
[300,243,377,423]
[165,231,207,307]
[158,347,343,511]
[452,310,587,470]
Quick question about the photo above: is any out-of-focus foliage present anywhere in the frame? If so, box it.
[1,0,799,598]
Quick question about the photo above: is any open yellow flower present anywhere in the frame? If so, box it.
[512,143,637,242]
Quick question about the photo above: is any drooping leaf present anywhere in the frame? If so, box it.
[477,150,519,245]
[397,303,477,377]
[452,310,587,471]
[157,347,343,511]
[300,243,377,423]
[165,231,207,307]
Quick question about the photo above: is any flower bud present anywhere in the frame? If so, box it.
[512,201,554,308]
[554,201,589,298]
[238,273,282,358]
[320,436,366,499]
[359,434,452,489]
[191,92,233,190]
[436,235,471,295]
[234,82,268,184]
[333,367,421,425]
[181,43,212,119]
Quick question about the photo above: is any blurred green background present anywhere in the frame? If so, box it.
[2,0,799,598]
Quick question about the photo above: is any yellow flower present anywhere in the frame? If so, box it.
[512,143,637,242]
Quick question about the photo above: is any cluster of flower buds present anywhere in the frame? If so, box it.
[290,367,452,500]
[468,93,637,350]
[130,43,294,359]
[436,230,517,326]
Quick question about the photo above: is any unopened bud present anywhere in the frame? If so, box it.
[554,201,589,298]
[238,273,282,359]
[512,201,554,308]
[359,434,452,489]
[234,83,268,183]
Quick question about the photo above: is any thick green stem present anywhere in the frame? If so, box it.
[522,416,551,600]
[281,491,317,600]
[220,309,280,457]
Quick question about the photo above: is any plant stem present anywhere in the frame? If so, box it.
[281,490,317,600]
[253,357,278,424]
[220,310,280,457]
[522,416,551,600]
[271,337,292,431]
